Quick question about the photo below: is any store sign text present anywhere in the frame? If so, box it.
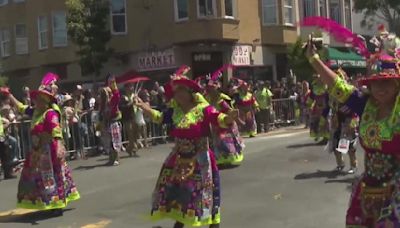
[138,49,176,71]
[232,45,251,66]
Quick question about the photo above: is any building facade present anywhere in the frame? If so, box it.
[0,0,301,88]
[298,0,353,46]
[0,0,354,89]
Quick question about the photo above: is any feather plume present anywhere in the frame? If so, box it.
[41,72,59,86]
[301,17,370,58]
[211,64,234,81]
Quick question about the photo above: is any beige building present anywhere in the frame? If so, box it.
[0,0,353,89]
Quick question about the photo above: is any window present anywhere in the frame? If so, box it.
[0,0,8,6]
[0,29,10,57]
[284,0,295,25]
[174,0,188,21]
[329,0,341,24]
[15,24,28,54]
[303,0,316,18]
[262,0,277,25]
[38,16,48,49]
[197,0,216,18]
[319,0,326,17]
[224,0,236,18]
[344,0,352,29]
[52,11,67,47]
[13,0,25,2]
[111,0,127,34]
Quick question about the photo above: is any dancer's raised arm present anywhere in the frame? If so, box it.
[305,35,338,87]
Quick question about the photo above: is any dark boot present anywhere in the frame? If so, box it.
[209,224,220,228]
[49,209,64,217]
[4,171,17,179]
[3,163,16,179]
[173,221,184,228]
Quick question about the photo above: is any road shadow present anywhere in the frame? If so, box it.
[96,155,139,162]
[294,169,347,180]
[0,208,74,225]
[218,164,240,170]
[287,143,324,149]
[325,176,360,192]
[74,163,108,171]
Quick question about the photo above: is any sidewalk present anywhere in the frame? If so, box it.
[256,124,308,138]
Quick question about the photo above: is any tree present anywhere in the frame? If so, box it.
[354,0,400,35]
[0,75,8,87]
[287,38,326,82]
[66,0,113,79]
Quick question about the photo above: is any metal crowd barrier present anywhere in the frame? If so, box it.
[270,98,298,126]
[4,98,298,161]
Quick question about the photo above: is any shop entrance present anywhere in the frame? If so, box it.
[191,52,223,78]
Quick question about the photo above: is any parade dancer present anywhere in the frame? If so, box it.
[308,74,330,144]
[233,80,259,137]
[4,73,80,214]
[205,79,244,166]
[306,31,400,227]
[98,75,122,166]
[120,82,139,157]
[328,69,359,174]
[299,81,311,128]
[136,74,238,228]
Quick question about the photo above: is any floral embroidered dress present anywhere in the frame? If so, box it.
[16,103,80,210]
[329,77,400,227]
[233,92,259,137]
[308,82,330,140]
[150,101,229,226]
[206,93,244,166]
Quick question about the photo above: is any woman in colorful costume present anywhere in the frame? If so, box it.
[307,75,330,144]
[327,68,359,174]
[306,34,400,227]
[205,79,244,166]
[233,80,259,137]
[136,74,238,228]
[6,73,80,214]
[299,81,311,128]
[98,75,122,166]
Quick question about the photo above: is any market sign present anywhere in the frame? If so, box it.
[330,59,367,68]
[231,45,251,66]
[326,47,366,69]
[137,49,176,71]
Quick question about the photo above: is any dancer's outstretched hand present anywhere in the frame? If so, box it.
[305,34,318,59]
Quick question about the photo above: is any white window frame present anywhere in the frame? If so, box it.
[262,0,278,26]
[197,0,217,19]
[329,0,341,24]
[319,0,327,17]
[303,0,316,18]
[174,0,189,22]
[283,0,295,26]
[344,0,352,29]
[0,28,11,58]
[0,0,8,7]
[15,23,28,55]
[37,16,48,50]
[52,11,68,47]
[224,0,237,19]
[110,0,128,35]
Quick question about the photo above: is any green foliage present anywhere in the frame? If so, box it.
[66,0,113,77]
[354,0,400,35]
[0,75,8,87]
[287,38,323,82]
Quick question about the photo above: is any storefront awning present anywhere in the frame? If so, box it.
[326,47,366,68]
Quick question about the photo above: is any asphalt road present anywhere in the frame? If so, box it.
[0,128,363,228]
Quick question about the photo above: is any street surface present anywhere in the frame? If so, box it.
[0,127,362,228]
